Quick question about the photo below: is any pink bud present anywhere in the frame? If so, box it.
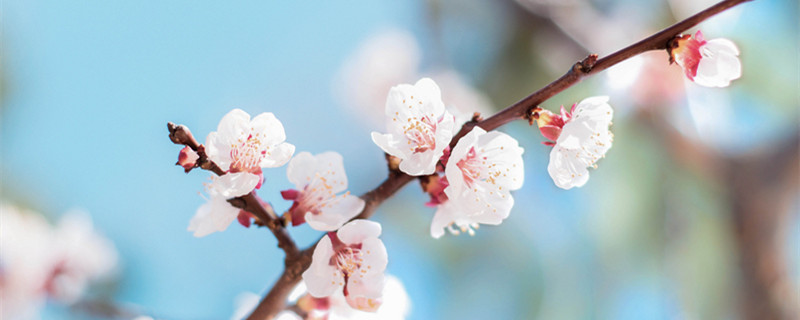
[176,146,199,173]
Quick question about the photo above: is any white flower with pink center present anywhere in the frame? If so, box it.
[371,78,456,176]
[669,30,741,88]
[187,187,241,237]
[303,220,388,312]
[537,96,614,190]
[205,109,295,197]
[281,152,365,231]
[431,127,525,238]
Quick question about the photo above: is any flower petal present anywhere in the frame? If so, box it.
[250,112,288,146]
[260,142,295,168]
[211,172,261,198]
[188,196,239,237]
[303,236,342,298]
[305,195,365,232]
[336,220,382,245]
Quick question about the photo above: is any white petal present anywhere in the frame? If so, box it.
[303,236,341,298]
[305,195,365,231]
[286,151,317,188]
[547,147,591,189]
[475,130,525,191]
[359,237,388,275]
[430,200,461,238]
[413,77,446,117]
[705,38,739,56]
[337,220,382,245]
[211,172,261,198]
[205,131,233,172]
[250,112,287,146]
[346,272,385,301]
[188,196,240,237]
[371,132,408,159]
[313,151,349,193]
[217,109,251,143]
[398,151,437,176]
[259,142,295,168]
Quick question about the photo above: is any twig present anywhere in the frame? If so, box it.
[167,1,754,318]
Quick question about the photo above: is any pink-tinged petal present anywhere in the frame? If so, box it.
[212,172,261,198]
[237,210,253,228]
[345,292,383,313]
[336,220,382,245]
[177,146,199,172]
[188,197,239,237]
[539,125,562,142]
[444,126,483,193]
[250,112,287,146]
[694,30,705,43]
[303,236,342,298]
[281,189,300,201]
[359,238,388,274]
[305,195,365,232]
[260,142,295,168]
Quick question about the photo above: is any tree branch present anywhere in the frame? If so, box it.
[168,1,754,318]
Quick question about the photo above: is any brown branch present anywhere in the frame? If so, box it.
[167,1,754,318]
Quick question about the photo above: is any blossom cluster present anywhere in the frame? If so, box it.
[0,204,118,319]
[176,28,743,316]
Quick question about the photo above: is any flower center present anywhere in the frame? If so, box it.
[335,247,364,277]
[456,147,484,187]
[229,133,268,173]
[296,173,349,215]
[403,115,437,153]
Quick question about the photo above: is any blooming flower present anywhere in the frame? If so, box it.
[205,109,295,197]
[0,204,118,319]
[187,186,242,237]
[371,78,456,176]
[536,96,614,189]
[431,127,525,238]
[281,151,365,231]
[669,30,741,87]
[303,220,388,312]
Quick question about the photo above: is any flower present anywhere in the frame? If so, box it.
[0,204,118,319]
[669,30,741,87]
[281,152,365,231]
[187,186,242,237]
[371,78,456,176]
[431,127,525,238]
[46,212,118,303]
[303,220,388,312]
[205,109,295,197]
[536,96,614,189]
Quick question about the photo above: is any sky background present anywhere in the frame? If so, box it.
[2,0,798,319]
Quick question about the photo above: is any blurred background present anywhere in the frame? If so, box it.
[2,0,798,319]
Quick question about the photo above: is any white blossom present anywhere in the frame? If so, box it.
[371,78,456,176]
[541,96,614,189]
[282,151,365,231]
[206,109,295,197]
[303,220,388,312]
[670,30,741,88]
[0,204,118,319]
[187,186,242,237]
[432,127,524,238]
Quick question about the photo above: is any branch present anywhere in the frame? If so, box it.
[168,1,754,318]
